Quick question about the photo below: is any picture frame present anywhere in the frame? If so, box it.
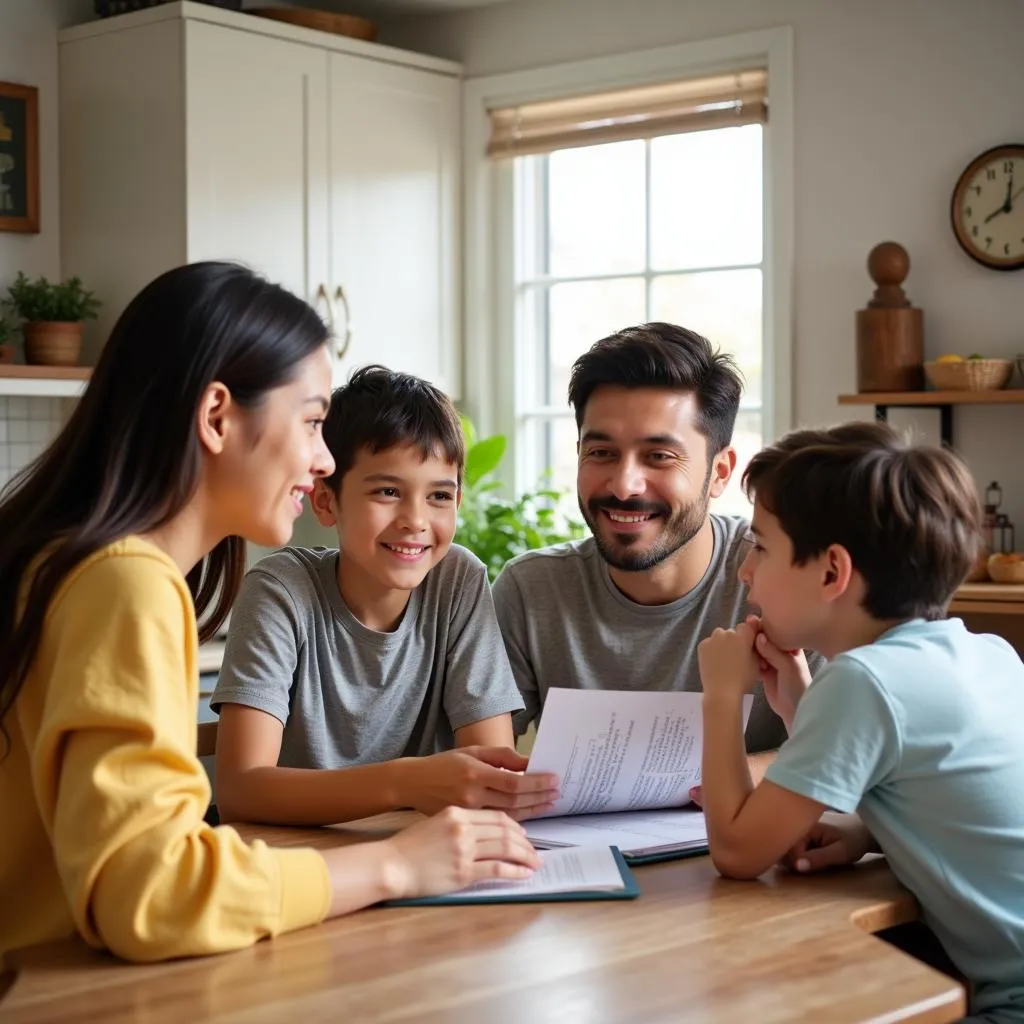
[0,81,40,234]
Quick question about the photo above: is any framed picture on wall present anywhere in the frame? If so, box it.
[0,82,39,233]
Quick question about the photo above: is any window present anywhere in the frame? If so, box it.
[512,123,765,515]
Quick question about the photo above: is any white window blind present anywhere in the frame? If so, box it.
[487,69,767,160]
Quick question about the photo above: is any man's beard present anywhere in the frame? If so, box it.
[579,468,713,573]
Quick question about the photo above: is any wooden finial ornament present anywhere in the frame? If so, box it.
[856,241,924,392]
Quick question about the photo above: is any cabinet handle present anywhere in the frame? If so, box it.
[314,283,335,333]
[334,285,352,361]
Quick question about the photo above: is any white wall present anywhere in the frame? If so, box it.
[382,0,1024,531]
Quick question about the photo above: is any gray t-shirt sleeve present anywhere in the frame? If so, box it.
[210,567,301,726]
[441,556,525,732]
[491,564,540,737]
[764,659,902,812]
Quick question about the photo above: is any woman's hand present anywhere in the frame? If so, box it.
[381,806,541,899]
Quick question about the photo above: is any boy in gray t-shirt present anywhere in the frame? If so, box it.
[212,367,559,827]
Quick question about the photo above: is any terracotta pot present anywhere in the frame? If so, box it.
[23,321,82,367]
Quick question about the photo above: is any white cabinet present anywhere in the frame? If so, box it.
[184,21,329,328]
[58,2,461,396]
[328,55,459,391]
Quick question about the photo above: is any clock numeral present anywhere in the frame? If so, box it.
[987,169,997,180]
[965,205,972,217]
[973,185,983,195]
[1005,243,1011,255]
[985,236,993,249]
[1004,161,1015,173]
[972,225,979,237]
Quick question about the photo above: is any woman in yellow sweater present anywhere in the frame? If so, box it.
[0,262,540,963]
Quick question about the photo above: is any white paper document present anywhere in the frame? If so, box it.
[528,688,753,817]
[526,808,708,860]
[443,845,627,899]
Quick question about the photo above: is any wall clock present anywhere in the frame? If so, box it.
[950,144,1024,271]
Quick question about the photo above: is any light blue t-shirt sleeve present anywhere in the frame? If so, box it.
[764,658,902,813]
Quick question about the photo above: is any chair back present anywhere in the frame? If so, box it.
[197,721,218,758]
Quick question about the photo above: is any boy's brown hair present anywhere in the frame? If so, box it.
[322,365,464,494]
[742,421,981,621]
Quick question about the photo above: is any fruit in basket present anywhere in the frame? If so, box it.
[936,354,964,364]
[987,552,1024,583]
[989,553,1024,565]
[968,353,985,360]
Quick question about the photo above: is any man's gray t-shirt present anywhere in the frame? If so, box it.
[212,544,524,769]
[493,514,808,752]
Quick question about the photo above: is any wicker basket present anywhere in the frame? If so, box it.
[249,7,377,41]
[923,358,1013,391]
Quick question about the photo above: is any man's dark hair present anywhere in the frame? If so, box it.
[742,421,982,621]
[567,323,743,458]
[322,365,465,493]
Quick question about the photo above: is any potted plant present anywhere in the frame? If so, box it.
[0,315,14,365]
[5,272,100,367]
[455,417,586,581]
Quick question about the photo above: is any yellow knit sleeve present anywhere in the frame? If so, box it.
[29,545,330,962]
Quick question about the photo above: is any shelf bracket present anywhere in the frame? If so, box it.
[874,403,954,448]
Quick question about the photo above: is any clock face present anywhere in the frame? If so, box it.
[951,145,1024,270]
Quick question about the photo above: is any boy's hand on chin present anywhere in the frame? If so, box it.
[744,615,812,732]
[697,621,762,698]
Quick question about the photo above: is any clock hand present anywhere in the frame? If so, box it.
[984,174,1016,221]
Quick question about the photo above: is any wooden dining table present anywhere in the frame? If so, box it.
[0,812,965,1024]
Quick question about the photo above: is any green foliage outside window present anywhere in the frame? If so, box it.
[455,417,586,582]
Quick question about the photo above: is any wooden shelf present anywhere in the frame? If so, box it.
[839,390,1024,406]
[950,582,1024,616]
[0,365,91,397]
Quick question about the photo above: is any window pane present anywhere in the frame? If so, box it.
[650,124,762,270]
[712,408,761,518]
[547,140,646,277]
[649,268,762,400]
[520,415,580,501]
[546,276,646,407]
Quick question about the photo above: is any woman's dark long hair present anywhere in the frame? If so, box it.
[0,261,329,750]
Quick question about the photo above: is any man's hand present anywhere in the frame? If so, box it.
[397,746,560,821]
[779,813,877,873]
[745,615,812,732]
[697,621,762,697]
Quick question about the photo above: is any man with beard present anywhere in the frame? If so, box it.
[493,322,811,781]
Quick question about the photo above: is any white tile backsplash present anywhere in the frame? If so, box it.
[0,395,66,493]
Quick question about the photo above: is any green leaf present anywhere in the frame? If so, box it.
[464,435,506,486]
[460,415,477,448]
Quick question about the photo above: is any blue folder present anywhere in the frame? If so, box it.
[383,847,640,906]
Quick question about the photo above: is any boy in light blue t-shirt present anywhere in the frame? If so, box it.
[696,421,1024,1023]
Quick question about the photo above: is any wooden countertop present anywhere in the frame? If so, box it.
[0,813,965,1024]
[950,582,1024,616]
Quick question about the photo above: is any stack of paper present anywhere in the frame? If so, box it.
[522,687,751,862]
[525,808,708,863]
[385,845,639,905]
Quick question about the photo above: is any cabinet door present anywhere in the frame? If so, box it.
[184,22,330,320]
[328,54,460,395]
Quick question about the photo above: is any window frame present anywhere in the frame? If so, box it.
[462,28,794,493]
